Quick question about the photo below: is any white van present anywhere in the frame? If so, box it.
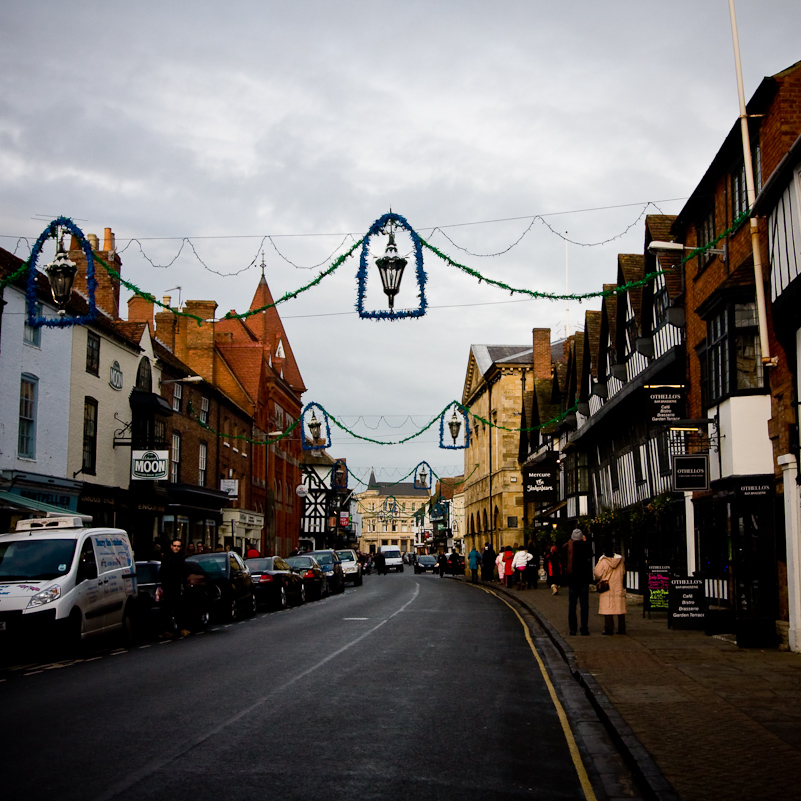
[0,516,137,645]
[379,545,404,573]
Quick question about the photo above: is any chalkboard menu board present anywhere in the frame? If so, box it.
[668,578,706,629]
[644,564,670,617]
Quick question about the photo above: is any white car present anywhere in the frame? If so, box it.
[336,549,363,586]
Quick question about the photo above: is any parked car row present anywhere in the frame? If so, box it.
[0,515,368,654]
[135,547,365,636]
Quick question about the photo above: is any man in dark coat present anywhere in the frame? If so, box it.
[158,538,185,636]
[562,529,593,636]
[374,550,387,576]
[481,543,497,582]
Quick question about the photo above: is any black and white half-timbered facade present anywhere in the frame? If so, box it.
[522,216,691,594]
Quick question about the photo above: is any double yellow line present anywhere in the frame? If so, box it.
[477,585,598,801]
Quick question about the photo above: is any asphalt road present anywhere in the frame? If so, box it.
[0,573,622,800]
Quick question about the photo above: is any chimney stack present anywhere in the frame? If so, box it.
[532,328,552,380]
[69,227,121,319]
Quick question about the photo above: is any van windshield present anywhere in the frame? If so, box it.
[383,550,401,559]
[0,539,77,581]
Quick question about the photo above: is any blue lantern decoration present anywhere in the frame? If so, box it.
[27,216,97,328]
[357,211,427,320]
[414,461,434,491]
[439,403,470,450]
[301,402,332,451]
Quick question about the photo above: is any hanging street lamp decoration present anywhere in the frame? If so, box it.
[414,461,433,491]
[301,402,332,451]
[308,410,322,442]
[356,211,427,320]
[374,221,407,310]
[44,240,78,313]
[438,402,471,450]
[26,216,98,328]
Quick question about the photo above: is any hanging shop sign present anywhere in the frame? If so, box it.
[645,385,685,424]
[220,479,239,498]
[523,454,559,504]
[672,454,709,491]
[109,360,123,391]
[131,450,169,481]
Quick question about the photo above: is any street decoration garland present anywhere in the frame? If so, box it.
[26,217,97,327]
[9,208,751,328]
[356,211,427,320]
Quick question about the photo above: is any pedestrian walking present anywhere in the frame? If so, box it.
[544,544,564,595]
[482,542,497,582]
[495,549,505,585]
[562,529,593,636]
[158,538,185,637]
[502,546,514,587]
[524,540,539,589]
[595,544,627,635]
[375,550,387,575]
[511,545,533,589]
[437,551,447,578]
[468,546,482,584]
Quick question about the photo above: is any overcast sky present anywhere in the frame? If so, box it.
[3,1,801,490]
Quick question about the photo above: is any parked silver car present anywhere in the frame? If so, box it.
[336,549,363,586]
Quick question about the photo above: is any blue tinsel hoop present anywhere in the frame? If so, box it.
[438,403,471,450]
[27,217,97,328]
[356,212,427,320]
[301,402,332,451]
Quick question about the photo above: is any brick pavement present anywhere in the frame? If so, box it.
[482,579,801,801]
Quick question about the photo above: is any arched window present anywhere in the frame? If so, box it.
[136,357,152,392]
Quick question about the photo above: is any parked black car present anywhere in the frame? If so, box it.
[245,556,305,610]
[135,559,213,635]
[284,555,330,601]
[414,555,438,574]
[190,552,256,621]
[307,549,346,594]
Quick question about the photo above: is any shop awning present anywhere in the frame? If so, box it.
[0,490,92,522]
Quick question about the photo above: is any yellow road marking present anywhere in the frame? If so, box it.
[477,585,598,801]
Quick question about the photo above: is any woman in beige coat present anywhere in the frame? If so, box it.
[594,545,627,635]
